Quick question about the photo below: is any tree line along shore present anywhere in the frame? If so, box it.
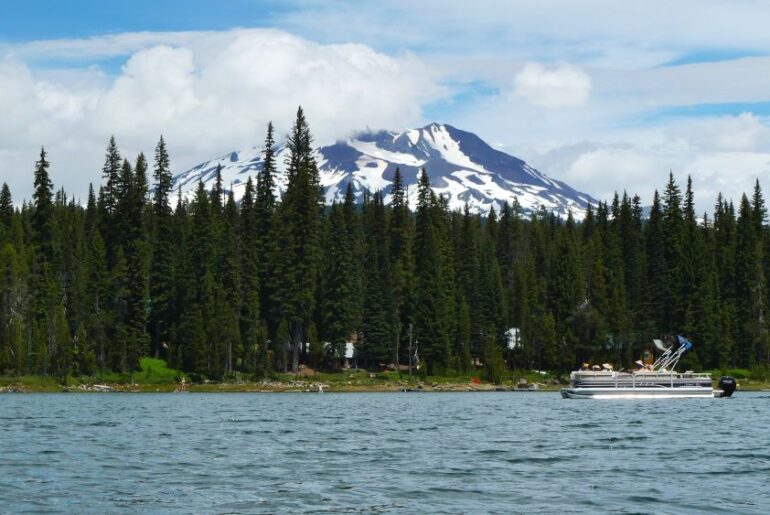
[1,107,770,389]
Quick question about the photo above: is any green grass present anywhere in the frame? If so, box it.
[0,361,578,392]
[267,367,557,387]
[94,357,186,384]
[134,357,186,384]
[0,374,63,391]
[705,367,769,381]
[0,357,185,391]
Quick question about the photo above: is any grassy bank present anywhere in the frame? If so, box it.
[705,367,770,392]
[0,358,561,393]
[3,359,769,393]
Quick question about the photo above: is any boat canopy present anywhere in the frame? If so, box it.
[652,335,693,371]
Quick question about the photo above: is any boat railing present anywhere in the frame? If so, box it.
[570,369,712,389]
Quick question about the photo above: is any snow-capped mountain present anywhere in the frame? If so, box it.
[172,123,596,216]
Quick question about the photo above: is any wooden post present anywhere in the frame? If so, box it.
[408,323,413,381]
[395,322,401,380]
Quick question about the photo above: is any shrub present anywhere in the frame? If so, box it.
[483,343,507,385]
[138,357,185,384]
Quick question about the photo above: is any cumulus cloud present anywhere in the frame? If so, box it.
[513,62,591,108]
[0,29,442,200]
[672,112,770,152]
[522,113,770,213]
[529,142,664,202]
[275,0,770,69]
[5,7,770,216]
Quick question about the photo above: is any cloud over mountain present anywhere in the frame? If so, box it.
[173,122,596,217]
[0,29,441,200]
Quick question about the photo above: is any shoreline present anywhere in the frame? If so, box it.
[2,380,768,394]
[0,381,560,394]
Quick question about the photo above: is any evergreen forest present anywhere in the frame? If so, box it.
[1,107,769,383]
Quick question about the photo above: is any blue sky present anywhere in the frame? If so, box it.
[3,0,770,210]
[1,1,288,40]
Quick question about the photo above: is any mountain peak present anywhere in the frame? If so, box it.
[172,124,597,216]
[420,121,452,130]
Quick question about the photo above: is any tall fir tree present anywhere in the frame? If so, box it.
[255,122,278,329]
[359,191,393,366]
[413,169,451,373]
[273,107,323,372]
[149,136,175,359]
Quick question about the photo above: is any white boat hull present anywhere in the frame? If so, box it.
[560,386,721,399]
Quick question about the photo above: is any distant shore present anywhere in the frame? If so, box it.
[2,378,768,394]
[0,379,559,394]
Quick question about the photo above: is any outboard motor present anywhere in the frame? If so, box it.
[718,376,737,398]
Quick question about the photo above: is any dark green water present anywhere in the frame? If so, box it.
[0,392,768,513]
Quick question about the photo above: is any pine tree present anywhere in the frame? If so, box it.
[53,304,72,383]
[413,169,451,373]
[109,246,129,373]
[388,167,414,366]
[548,212,583,332]
[273,107,322,373]
[211,164,225,210]
[0,240,25,375]
[751,180,769,364]
[219,191,242,375]
[186,181,217,375]
[694,213,720,368]
[100,137,122,265]
[239,177,262,375]
[479,220,506,349]
[149,136,176,360]
[360,191,393,366]
[122,154,150,371]
[153,136,172,214]
[320,198,359,363]
[661,172,684,332]
[645,191,667,335]
[32,147,55,266]
[256,122,278,328]
[101,136,122,216]
[0,183,13,236]
[735,194,765,367]
[719,196,738,290]
[85,202,109,377]
[115,158,133,241]
[680,177,701,340]
[30,147,60,378]
[752,179,767,233]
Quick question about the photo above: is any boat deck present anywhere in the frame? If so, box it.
[569,370,712,388]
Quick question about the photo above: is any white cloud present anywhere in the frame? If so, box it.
[272,2,770,213]
[513,62,591,108]
[0,29,442,201]
[672,112,770,152]
[521,113,770,212]
[530,142,666,202]
[5,3,770,214]
[274,1,770,68]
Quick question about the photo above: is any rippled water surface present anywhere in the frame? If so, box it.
[1,392,768,513]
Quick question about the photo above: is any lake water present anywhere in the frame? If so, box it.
[0,392,768,514]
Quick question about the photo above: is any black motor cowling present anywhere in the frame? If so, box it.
[718,376,737,398]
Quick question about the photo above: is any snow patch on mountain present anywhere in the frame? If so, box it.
[171,123,597,217]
